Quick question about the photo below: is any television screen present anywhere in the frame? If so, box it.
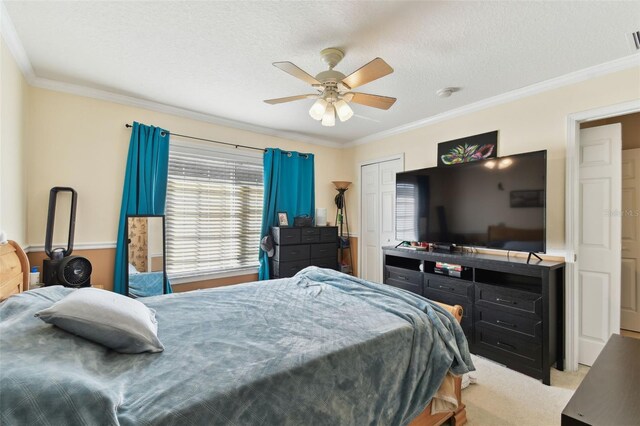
[395,150,546,253]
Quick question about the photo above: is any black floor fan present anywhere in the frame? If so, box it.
[43,187,92,288]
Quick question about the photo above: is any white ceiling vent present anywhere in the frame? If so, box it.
[628,31,640,52]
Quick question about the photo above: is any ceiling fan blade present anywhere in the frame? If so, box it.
[350,93,397,110]
[341,58,393,89]
[273,62,321,86]
[264,94,317,105]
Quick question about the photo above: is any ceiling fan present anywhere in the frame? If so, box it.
[264,48,396,127]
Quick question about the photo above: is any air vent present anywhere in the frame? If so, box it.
[628,31,640,52]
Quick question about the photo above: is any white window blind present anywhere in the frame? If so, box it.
[166,143,263,279]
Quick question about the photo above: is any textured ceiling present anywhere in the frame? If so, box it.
[4,1,640,145]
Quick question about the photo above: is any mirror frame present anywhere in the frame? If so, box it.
[125,214,167,296]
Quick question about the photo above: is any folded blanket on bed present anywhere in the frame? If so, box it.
[0,267,474,426]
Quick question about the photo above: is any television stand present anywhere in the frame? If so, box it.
[527,252,543,264]
[382,246,565,385]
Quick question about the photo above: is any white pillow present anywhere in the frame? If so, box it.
[35,288,164,354]
[128,263,140,274]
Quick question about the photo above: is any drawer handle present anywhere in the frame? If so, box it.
[319,249,327,253]
[438,285,455,291]
[496,297,516,305]
[496,341,516,350]
[496,319,516,328]
[285,235,294,238]
[398,276,408,281]
[290,251,298,255]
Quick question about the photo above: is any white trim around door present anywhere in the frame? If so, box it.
[565,99,640,370]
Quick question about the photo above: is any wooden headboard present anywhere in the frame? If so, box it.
[0,241,29,301]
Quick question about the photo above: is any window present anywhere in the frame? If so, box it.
[166,142,263,280]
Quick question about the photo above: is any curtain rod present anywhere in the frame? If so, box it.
[124,124,311,158]
[125,123,265,152]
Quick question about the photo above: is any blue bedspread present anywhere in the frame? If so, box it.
[0,267,474,426]
[128,271,164,298]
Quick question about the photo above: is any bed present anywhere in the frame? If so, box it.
[0,266,474,425]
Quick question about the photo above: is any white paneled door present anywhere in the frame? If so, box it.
[360,158,403,283]
[362,163,380,283]
[578,124,622,366]
[621,148,640,332]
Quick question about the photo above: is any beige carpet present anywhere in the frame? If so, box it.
[462,355,589,426]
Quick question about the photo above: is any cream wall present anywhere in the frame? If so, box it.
[25,87,348,247]
[345,67,640,254]
[0,39,28,246]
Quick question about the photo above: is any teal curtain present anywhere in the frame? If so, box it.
[113,122,171,295]
[259,148,315,280]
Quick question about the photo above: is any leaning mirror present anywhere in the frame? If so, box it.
[126,215,167,297]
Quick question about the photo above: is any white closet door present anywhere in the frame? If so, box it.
[361,163,380,282]
[360,158,404,283]
[578,124,621,366]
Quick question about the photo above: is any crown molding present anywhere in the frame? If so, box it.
[1,1,35,82]
[345,53,640,148]
[29,76,344,149]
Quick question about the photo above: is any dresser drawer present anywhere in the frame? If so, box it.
[386,266,422,285]
[271,260,310,278]
[272,227,301,245]
[273,244,310,261]
[426,275,472,297]
[310,242,336,259]
[475,283,542,318]
[476,306,542,340]
[475,324,542,369]
[313,257,338,270]
[300,228,320,243]
[385,266,423,294]
[319,227,338,242]
[386,277,422,295]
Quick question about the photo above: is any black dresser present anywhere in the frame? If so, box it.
[382,246,565,385]
[270,226,339,278]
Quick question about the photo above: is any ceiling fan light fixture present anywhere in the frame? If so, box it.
[309,98,328,120]
[334,100,354,122]
[322,104,336,127]
[266,49,396,127]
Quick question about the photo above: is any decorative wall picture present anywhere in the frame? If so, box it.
[510,190,544,208]
[277,211,289,227]
[437,130,498,166]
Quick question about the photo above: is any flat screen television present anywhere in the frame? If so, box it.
[395,150,546,253]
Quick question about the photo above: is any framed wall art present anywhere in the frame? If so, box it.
[437,130,498,166]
